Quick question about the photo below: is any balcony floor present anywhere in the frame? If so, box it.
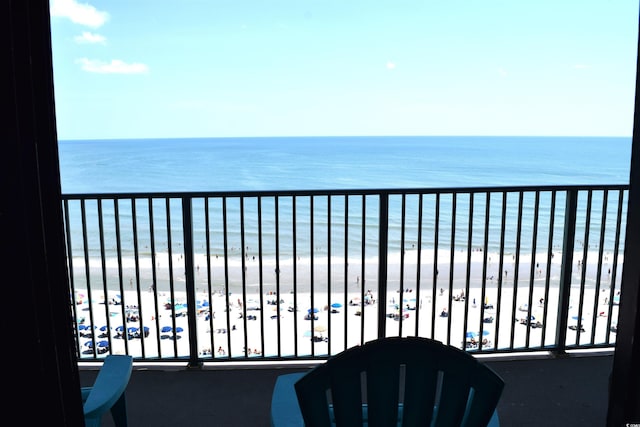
[80,351,613,427]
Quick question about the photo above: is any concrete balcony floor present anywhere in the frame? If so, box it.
[80,350,614,427]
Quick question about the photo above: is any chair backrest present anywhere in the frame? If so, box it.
[83,355,133,423]
[294,337,504,427]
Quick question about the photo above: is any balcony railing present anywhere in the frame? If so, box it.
[63,185,627,365]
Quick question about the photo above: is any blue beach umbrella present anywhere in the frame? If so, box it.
[84,341,94,348]
[466,330,490,339]
[161,326,172,333]
[308,308,319,314]
[97,340,109,348]
[174,327,184,333]
[303,330,312,337]
[331,303,342,308]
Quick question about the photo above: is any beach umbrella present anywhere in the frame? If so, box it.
[308,308,319,314]
[331,303,342,309]
[99,325,109,332]
[161,326,172,333]
[175,327,184,333]
[314,325,327,333]
[84,341,94,348]
[97,340,109,348]
[303,330,312,337]
[78,324,89,331]
[466,330,490,339]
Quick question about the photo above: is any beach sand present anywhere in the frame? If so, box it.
[73,249,622,360]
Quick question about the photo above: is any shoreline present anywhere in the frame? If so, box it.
[68,247,623,296]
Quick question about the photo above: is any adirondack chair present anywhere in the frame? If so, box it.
[271,337,503,427]
[81,355,133,427]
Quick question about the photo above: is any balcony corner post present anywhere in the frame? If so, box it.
[377,194,389,338]
[182,196,200,367]
[554,189,578,355]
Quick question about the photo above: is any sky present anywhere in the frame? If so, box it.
[49,0,640,140]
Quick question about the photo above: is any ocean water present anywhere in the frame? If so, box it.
[58,136,632,273]
[58,136,631,194]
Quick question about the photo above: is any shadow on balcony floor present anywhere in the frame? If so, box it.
[80,351,613,427]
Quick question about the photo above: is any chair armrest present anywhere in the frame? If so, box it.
[83,355,133,420]
[271,372,306,427]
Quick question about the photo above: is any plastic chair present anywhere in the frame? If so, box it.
[81,355,133,427]
[272,337,503,427]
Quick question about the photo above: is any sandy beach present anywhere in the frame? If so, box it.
[73,248,622,360]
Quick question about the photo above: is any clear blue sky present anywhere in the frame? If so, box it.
[50,0,639,140]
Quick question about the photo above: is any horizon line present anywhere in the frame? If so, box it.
[57,134,632,142]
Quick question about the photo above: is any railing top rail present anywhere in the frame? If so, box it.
[61,184,629,200]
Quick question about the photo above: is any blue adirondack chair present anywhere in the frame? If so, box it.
[271,337,504,427]
[81,355,133,427]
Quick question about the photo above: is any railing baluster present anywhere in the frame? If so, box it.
[115,199,128,356]
[399,194,406,337]
[462,193,473,351]
[292,196,299,357]
[343,195,349,350]
[591,190,609,344]
[360,195,366,345]
[447,193,457,346]
[575,190,593,347]
[414,193,424,337]
[222,197,232,358]
[479,192,490,350]
[310,196,315,356]
[494,191,507,350]
[525,192,540,349]
[97,199,111,355]
[431,193,440,340]
[377,193,389,339]
[239,197,248,358]
[275,196,282,357]
[131,199,146,358]
[257,196,265,357]
[166,198,179,358]
[606,190,625,343]
[148,198,161,358]
[327,195,332,351]
[541,191,557,348]
[509,191,524,350]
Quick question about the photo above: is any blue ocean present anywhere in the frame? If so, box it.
[58,136,631,194]
[57,136,632,269]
